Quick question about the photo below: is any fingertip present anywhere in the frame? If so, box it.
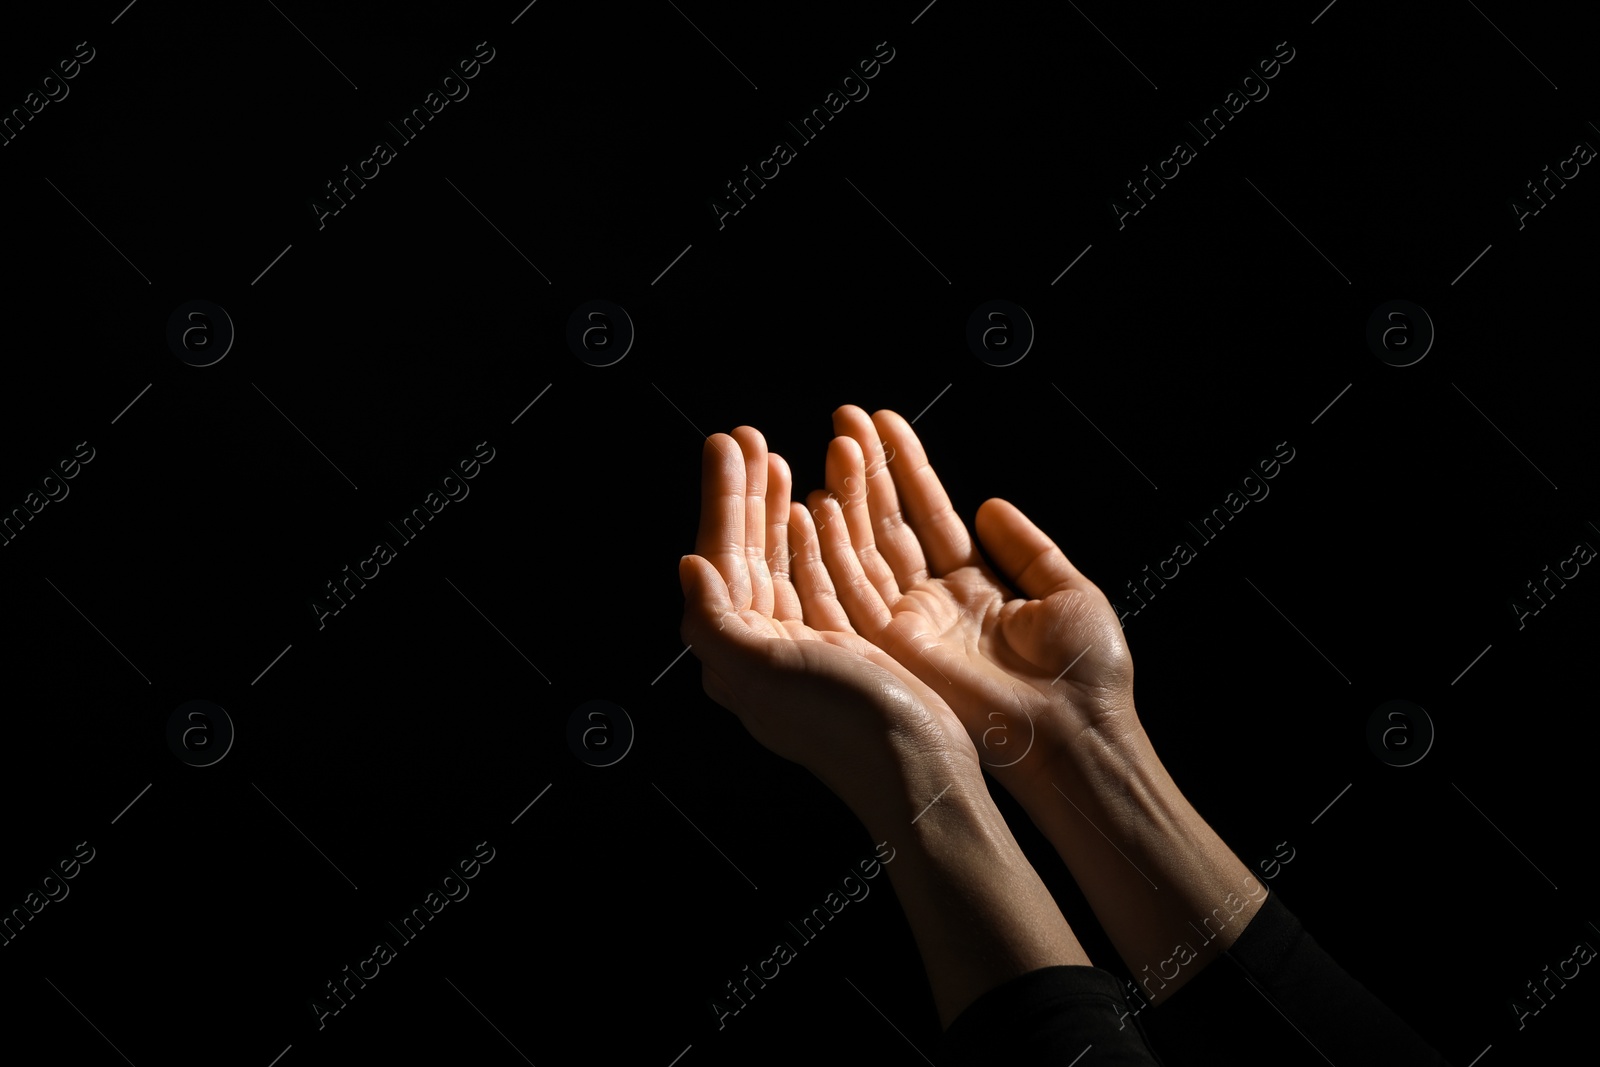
[832,403,870,428]
[828,433,865,465]
[681,552,724,595]
[731,425,768,461]
[975,497,1028,539]
[678,552,702,591]
[704,432,741,471]
[871,411,915,461]
[871,408,910,434]
[976,496,1012,519]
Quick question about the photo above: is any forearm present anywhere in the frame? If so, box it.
[854,754,1092,1029]
[1016,712,1264,1005]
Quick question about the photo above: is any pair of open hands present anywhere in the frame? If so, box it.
[678,406,1139,818]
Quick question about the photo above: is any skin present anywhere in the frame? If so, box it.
[808,405,1266,1004]
[679,427,1091,1028]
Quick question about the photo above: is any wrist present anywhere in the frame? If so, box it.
[846,737,986,834]
[1018,698,1169,817]
[858,766,1092,1028]
[1016,701,1268,997]
[1023,701,1215,857]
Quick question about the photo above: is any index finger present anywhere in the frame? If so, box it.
[870,409,980,576]
[832,404,928,591]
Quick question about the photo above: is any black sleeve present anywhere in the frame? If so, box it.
[1145,888,1451,1066]
[944,964,1165,1066]
[941,890,1448,1066]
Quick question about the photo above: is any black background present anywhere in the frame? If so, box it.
[1,1,1595,1064]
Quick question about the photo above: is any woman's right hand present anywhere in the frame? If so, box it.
[804,405,1142,800]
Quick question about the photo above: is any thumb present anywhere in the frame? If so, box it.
[679,554,745,641]
[974,498,1081,600]
[680,553,722,612]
